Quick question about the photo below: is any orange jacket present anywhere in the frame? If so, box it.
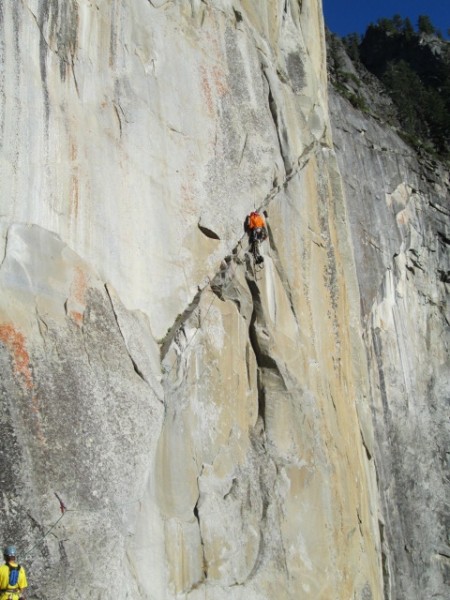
[248,212,265,229]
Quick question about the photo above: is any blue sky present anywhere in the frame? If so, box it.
[322,0,450,38]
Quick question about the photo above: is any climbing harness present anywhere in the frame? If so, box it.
[249,225,266,273]
[251,239,265,272]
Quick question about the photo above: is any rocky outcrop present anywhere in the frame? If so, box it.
[0,1,448,599]
[0,223,164,597]
[330,83,450,600]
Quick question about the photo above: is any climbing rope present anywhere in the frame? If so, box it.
[22,489,146,560]
[23,505,67,559]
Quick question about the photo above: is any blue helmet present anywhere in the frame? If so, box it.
[3,545,16,557]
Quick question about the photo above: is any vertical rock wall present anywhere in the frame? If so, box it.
[5,1,446,599]
[153,148,383,598]
[330,91,450,600]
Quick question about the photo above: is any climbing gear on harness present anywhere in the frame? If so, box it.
[250,226,266,267]
[251,238,265,271]
[0,591,24,600]
[252,239,263,262]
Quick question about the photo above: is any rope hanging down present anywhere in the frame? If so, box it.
[22,489,145,560]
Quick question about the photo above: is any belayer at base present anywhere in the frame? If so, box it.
[0,546,28,600]
[245,211,268,264]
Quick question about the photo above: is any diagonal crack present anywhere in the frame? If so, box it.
[104,284,164,406]
[159,286,204,362]
[160,141,319,377]
[104,284,146,382]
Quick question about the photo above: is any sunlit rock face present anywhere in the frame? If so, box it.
[4,2,447,599]
[330,91,450,600]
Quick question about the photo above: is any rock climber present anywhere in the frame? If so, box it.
[245,210,268,264]
[0,546,28,600]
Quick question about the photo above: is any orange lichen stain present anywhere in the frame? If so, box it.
[68,266,88,326]
[200,65,214,117]
[199,59,229,118]
[0,323,47,447]
[70,310,84,326]
[0,324,33,390]
[211,65,228,97]
[72,266,87,305]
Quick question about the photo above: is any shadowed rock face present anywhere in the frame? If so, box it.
[0,2,447,599]
[330,89,450,600]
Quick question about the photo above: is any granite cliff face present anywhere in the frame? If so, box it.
[0,2,448,599]
[329,45,450,599]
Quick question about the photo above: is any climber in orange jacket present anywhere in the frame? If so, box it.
[245,211,267,264]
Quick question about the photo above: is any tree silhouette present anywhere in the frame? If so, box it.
[418,15,435,35]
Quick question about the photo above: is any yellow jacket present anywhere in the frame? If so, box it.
[0,562,27,600]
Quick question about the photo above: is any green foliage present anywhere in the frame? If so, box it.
[340,70,360,86]
[417,15,435,35]
[348,93,367,111]
[382,61,426,131]
[342,33,360,62]
[392,14,403,31]
[377,18,396,34]
[332,70,368,113]
[337,14,450,162]
[403,18,414,39]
